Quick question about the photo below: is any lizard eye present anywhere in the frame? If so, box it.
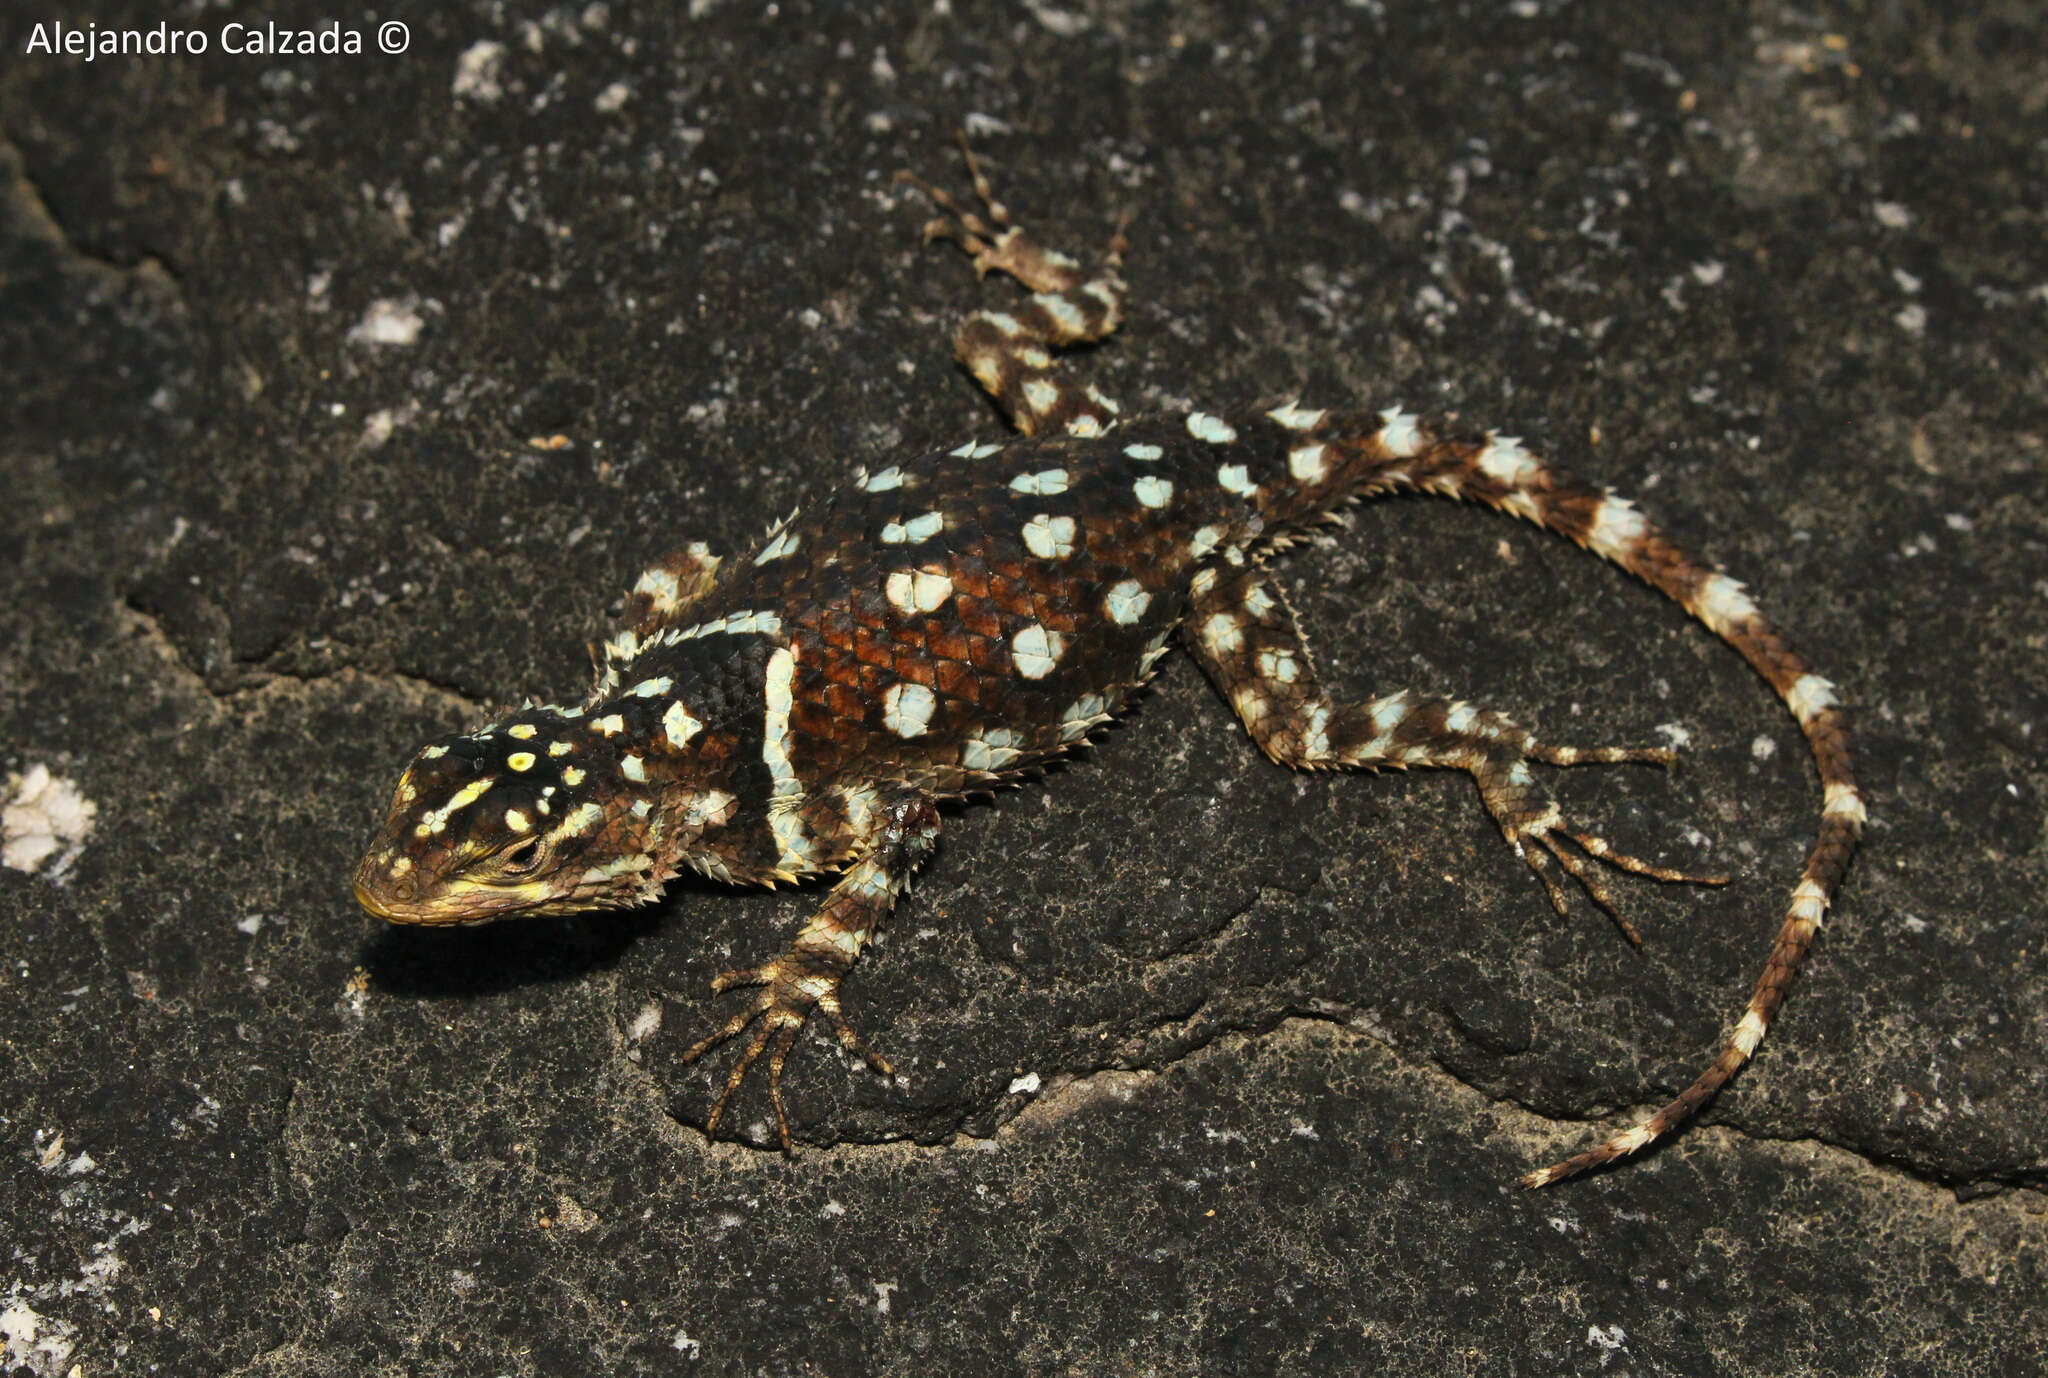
[496,837,546,876]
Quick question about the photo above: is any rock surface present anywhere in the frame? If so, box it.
[3,2,2043,1374]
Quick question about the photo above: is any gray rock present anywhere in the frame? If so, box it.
[3,3,2042,1374]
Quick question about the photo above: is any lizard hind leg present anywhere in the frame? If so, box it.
[897,136,1128,438]
[679,792,940,1150]
[1180,563,1726,944]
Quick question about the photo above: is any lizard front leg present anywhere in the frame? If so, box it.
[680,789,941,1149]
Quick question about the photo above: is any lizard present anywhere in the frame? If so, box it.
[352,141,1863,1188]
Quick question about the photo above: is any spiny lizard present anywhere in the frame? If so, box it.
[353,143,1863,1188]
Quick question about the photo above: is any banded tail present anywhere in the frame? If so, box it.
[1271,404,1864,1187]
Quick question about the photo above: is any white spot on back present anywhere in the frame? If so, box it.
[761,647,804,862]
[650,610,784,646]
[754,529,800,564]
[1288,444,1330,483]
[882,682,937,738]
[1065,415,1104,438]
[1377,406,1422,458]
[1217,463,1258,497]
[1133,476,1173,508]
[862,466,906,493]
[962,727,1025,772]
[1011,623,1065,679]
[881,511,946,545]
[1243,584,1276,619]
[1060,692,1109,742]
[1124,442,1163,462]
[620,754,647,783]
[1189,525,1224,558]
[885,568,956,614]
[1023,379,1061,415]
[1187,413,1238,445]
[1021,514,1079,560]
[1104,580,1151,625]
[1266,401,1325,431]
[1010,469,1070,496]
[629,677,672,698]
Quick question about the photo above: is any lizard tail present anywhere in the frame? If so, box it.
[1264,405,1865,1187]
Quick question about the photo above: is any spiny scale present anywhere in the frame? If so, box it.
[352,141,1863,1186]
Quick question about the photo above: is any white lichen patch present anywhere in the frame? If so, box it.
[346,297,425,347]
[452,39,508,101]
[1,1295,79,1377]
[3,765,96,880]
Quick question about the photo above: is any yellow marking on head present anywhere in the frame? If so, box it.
[507,751,536,772]
[507,724,538,740]
[558,801,604,836]
[595,715,625,737]
[548,741,573,757]
[563,767,586,786]
[505,809,531,832]
[443,776,496,814]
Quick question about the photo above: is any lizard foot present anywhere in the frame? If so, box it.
[678,960,894,1151]
[1487,750,1729,945]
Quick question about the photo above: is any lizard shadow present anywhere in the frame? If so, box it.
[360,883,718,998]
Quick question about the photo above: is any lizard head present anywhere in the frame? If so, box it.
[352,707,675,926]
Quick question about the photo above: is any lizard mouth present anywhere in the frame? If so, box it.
[351,855,562,926]
[352,867,447,925]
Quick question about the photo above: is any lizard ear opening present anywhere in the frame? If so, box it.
[495,836,545,876]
